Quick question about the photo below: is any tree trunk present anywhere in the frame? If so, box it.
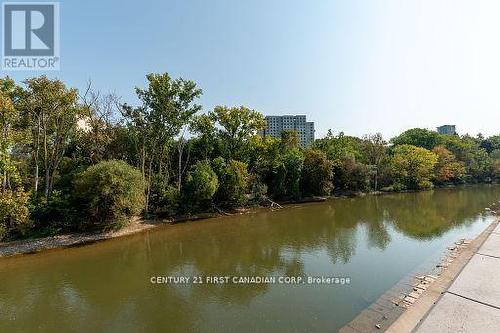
[2,170,6,193]
[48,169,56,198]
[145,158,153,213]
[177,143,183,191]
[43,117,49,198]
[1,125,6,192]
[34,115,41,195]
[44,167,50,198]
[34,163,39,193]
[141,143,146,182]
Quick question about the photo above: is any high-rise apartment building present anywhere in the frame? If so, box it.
[261,115,315,147]
[436,125,457,135]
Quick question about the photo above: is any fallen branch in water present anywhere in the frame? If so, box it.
[263,197,283,210]
[212,205,232,216]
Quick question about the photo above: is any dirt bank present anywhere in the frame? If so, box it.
[0,197,330,258]
[0,214,219,258]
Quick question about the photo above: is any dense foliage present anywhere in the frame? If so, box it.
[73,160,145,229]
[0,74,498,239]
[185,161,219,209]
[213,158,249,207]
[390,145,438,190]
[301,149,333,196]
[0,190,30,240]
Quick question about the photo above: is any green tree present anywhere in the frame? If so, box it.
[334,156,371,192]
[391,145,438,190]
[301,149,333,196]
[442,135,493,181]
[190,113,217,160]
[313,131,371,192]
[243,135,280,200]
[391,128,443,150]
[185,161,219,208]
[279,130,300,150]
[360,133,386,190]
[21,76,81,198]
[313,131,361,165]
[272,148,304,199]
[492,159,500,181]
[74,160,145,229]
[480,135,500,153]
[0,189,31,240]
[0,91,20,191]
[123,72,202,210]
[432,145,466,184]
[210,106,265,160]
[491,149,500,160]
[213,158,249,206]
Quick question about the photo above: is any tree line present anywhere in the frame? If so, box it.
[1,73,499,240]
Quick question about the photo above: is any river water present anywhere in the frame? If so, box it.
[1,185,499,332]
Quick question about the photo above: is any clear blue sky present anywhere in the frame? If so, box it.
[4,0,500,139]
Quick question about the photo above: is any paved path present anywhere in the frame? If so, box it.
[415,223,500,332]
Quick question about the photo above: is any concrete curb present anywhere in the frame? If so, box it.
[385,219,499,333]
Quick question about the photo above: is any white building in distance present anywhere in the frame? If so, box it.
[261,115,315,147]
[436,125,457,135]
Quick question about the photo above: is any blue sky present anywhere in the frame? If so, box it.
[3,0,500,138]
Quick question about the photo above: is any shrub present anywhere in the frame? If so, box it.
[272,148,304,199]
[301,149,333,196]
[213,157,249,206]
[0,189,31,240]
[492,159,500,182]
[247,174,268,202]
[149,174,180,215]
[0,224,5,241]
[153,185,180,216]
[333,157,371,192]
[185,161,219,208]
[31,191,75,230]
[73,160,145,229]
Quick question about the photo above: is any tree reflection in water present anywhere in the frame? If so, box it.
[0,185,498,332]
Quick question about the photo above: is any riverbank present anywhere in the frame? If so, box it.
[1,184,497,258]
[0,212,232,258]
[385,215,500,333]
[340,207,499,333]
[0,196,328,258]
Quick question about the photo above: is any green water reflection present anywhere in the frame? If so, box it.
[0,185,499,332]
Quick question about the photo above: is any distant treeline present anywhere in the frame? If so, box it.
[1,73,499,240]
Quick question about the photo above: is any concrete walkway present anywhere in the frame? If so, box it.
[414,223,500,332]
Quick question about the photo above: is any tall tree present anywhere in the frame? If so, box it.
[190,113,216,160]
[0,77,24,192]
[280,130,300,150]
[123,73,202,211]
[361,133,386,190]
[0,92,17,192]
[210,106,265,160]
[313,131,361,166]
[78,81,120,164]
[21,76,80,198]
[301,149,333,196]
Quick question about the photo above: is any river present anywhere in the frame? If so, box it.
[0,185,499,332]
